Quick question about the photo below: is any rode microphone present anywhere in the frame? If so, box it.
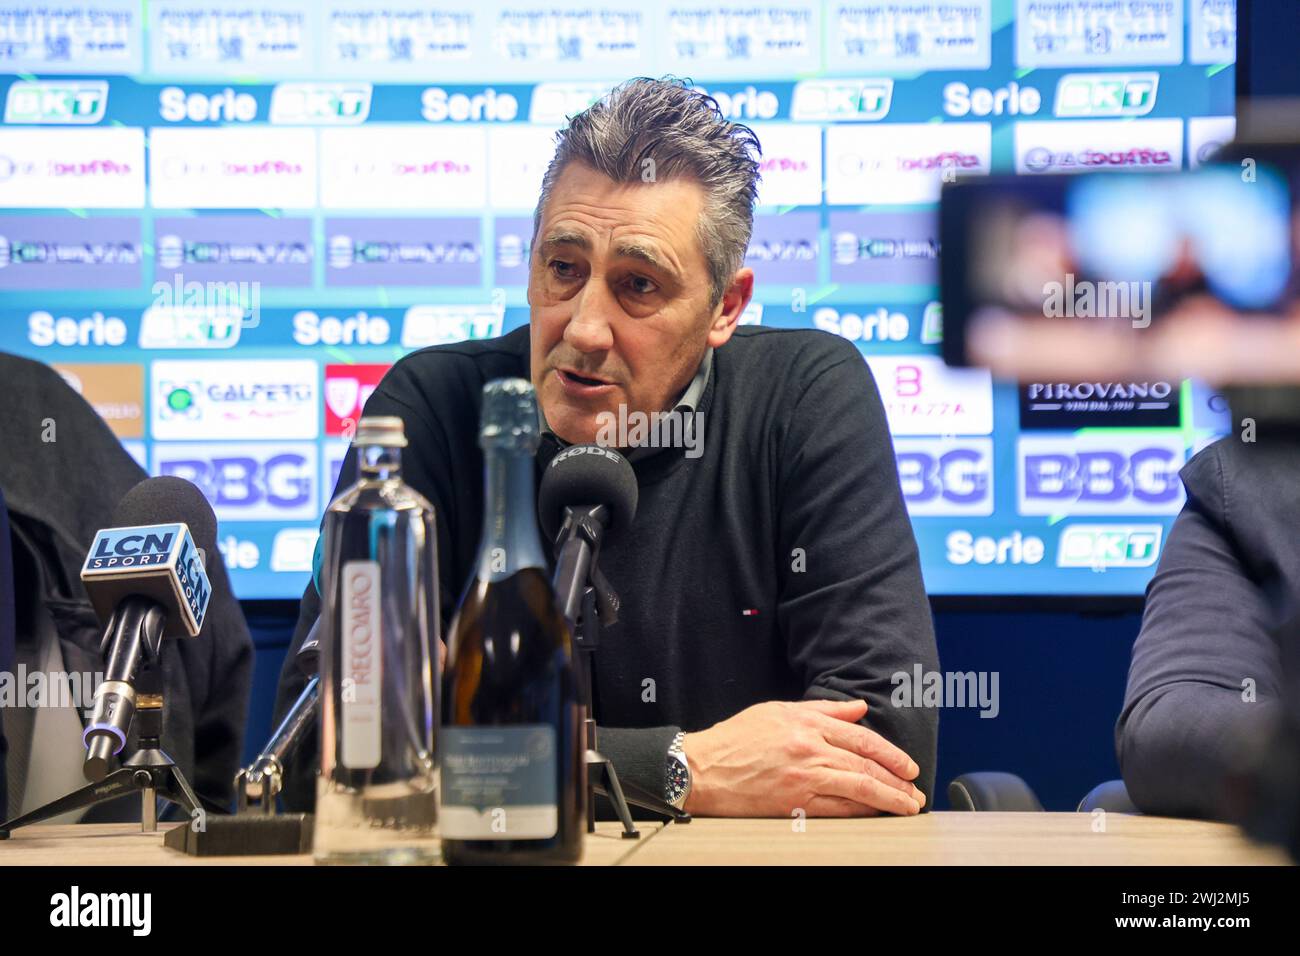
[79,476,215,780]
[537,444,638,631]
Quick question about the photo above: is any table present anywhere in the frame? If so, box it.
[0,813,1289,865]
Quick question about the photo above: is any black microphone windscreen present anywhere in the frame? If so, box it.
[111,476,218,555]
[538,445,638,542]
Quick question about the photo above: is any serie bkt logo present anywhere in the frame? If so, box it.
[1018,435,1184,515]
[1057,524,1163,569]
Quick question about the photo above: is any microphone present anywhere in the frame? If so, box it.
[537,444,638,630]
[79,476,215,780]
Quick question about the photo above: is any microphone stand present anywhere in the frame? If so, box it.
[0,635,221,839]
[551,505,691,839]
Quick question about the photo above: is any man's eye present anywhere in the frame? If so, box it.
[626,275,658,295]
[549,260,578,279]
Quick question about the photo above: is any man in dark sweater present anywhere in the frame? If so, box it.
[275,77,939,816]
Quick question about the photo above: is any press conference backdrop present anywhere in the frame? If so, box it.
[0,1,1236,598]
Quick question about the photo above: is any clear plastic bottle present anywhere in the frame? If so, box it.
[314,416,440,864]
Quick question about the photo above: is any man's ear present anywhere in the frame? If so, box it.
[708,268,754,349]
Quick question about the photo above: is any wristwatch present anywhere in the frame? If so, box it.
[665,732,692,810]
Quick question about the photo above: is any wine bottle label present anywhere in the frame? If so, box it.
[439,725,558,839]
[341,560,382,770]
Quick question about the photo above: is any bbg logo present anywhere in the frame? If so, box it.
[895,439,993,516]
[156,444,317,521]
[1017,436,1184,516]
[5,81,108,124]
[1057,524,1163,569]
[1054,73,1159,118]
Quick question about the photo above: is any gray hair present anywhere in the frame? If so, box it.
[532,77,762,309]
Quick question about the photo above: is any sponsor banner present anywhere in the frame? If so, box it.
[149,1,314,77]
[494,215,533,285]
[0,127,144,207]
[894,437,994,516]
[1015,119,1183,174]
[829,210,939,285]
[322,3,481,77]
[806,301,936,346]
[148,127,318,208]
[325,363,391,436]
[942,524,1047,567]
[660,4,820,78]
[269,82,372,124]
[752,123,822,207]
[400,303,502,348]
[827,0,992,71]
[53,363,145,438]
[154,442,318,521]
[1057,523,1163,569]
[4,80,109,123]
[271,527,319,574]
[1017,432,1186,516]
[1187,116,1236,169]
[151,359,319,440]
[324,217,481,287]
[865,355,993,436]
[323,438,353,502]
[1015,0,1184,68]
[154,216,312,286]
[320,125,486,209]
[0,215,141,289]
[27,308,131,348]
[1190,0,1236,65]
[745,212,818,284]
[486,2,649,81]
[1190,380,1232,434]
[1053,72,1159,118]
[1018,380,1180,430]
[488,125,560,210]
[139,305,243,349]
[791,78,893,122]
[825,122,991,204]
[0,2,143,73]
[292,308,395,346]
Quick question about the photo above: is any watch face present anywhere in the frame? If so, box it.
[667,757,689,802]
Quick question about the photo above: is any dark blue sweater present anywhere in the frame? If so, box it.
[274,324,940,811]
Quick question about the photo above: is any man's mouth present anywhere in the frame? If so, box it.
[556,367,616,396]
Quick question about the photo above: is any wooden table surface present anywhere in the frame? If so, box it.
[0,813,1289,866]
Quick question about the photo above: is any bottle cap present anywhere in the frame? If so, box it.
[355,416,408,448]
[480,378,540,453]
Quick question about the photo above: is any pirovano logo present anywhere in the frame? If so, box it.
[149,360,319,440]
[1019,380,1180,430]
[1016,433,1186,516]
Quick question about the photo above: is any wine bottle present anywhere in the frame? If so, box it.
[441,378,585,865]
[314,416,441,865]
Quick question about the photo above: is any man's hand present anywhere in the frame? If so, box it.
[681,699,925,817]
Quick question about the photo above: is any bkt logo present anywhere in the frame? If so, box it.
[1055,73,1159,118]
[155,444,318,521]
[271,83,372,124]
[1018,435,1185,516]
[895,439,993,516]
[1058,524,1163,569]
[5,81,108,124]
[791,79,893,121]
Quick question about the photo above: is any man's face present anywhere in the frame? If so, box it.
[528,161,750,444]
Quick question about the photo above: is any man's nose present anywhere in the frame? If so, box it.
[563,281,616,353]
